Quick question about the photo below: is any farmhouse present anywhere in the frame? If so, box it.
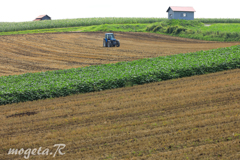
[167,6,196,20]
[33,15,51,21]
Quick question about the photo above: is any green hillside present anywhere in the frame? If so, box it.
[146,20,240,41]
[0,18,239,42]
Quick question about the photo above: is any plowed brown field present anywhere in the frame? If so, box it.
[0,32,239,76]
[1,68,240,159]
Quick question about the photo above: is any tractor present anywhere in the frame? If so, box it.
[103,33,120,47]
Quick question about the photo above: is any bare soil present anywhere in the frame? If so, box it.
[0,32,239,76]
[1,68,240,159]
[1,32,240,159]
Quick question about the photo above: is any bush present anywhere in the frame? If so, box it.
[166,26,176,33]
[185,29,195,34]
[152,25,162,32]
[163,19,204,27]
[173,26,186,34]
[146,24,158,31]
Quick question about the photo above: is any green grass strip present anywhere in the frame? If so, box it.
[0,24,149,36]
[196,18,240,23]
[0,45,240,105]
[190,23,240,33]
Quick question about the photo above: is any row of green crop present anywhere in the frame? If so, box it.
[0,18,167,32]
[1,17,240,33]
[0,45,240,105]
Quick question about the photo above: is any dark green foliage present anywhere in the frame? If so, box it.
[146,24,158,31]
[152,25,163,32]
[165,26,186,34]
[147,19,202,34]
[166,26,175,33]
[148,23,187,34]
[174,27,187,34]
[0,45,240,105]
[146,24,164,33]
[163,19,204,27]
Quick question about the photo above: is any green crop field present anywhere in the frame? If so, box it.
[0,18,239,41]
[146,20,240,41]
[1,45,240,105]
[0,18,239,42]
[191,23,240,33]
[0,18,239,33]
[0,17,167,32]
[196,18,240,23]
[0,23,149,36]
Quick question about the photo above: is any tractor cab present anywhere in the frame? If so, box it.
[105,33,115,40]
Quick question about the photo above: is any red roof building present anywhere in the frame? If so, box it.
[167,6,196,12]
[166,6,196,20]
[33,15,51,21]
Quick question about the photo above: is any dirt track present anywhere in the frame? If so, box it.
[1,68,240,159]
[0,32,239,76]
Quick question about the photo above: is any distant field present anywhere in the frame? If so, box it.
[0,24,148,36]
[193,23,240,33]
[0,19,239,42]
[1,68,240,159]
[147,20,240,41]
[196,18,240,23]
[0,17,167,32]
[0,17,239,35]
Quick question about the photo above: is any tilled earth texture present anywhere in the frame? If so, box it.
[1,68,240,159]
[0,32,239,76]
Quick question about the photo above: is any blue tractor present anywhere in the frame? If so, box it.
[103,33,120,47]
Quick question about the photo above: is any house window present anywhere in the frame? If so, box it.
[183,13,187,17]
[170,14,172,17]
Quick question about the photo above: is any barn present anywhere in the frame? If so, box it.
[166,6,196,20]
[33,15,51,21]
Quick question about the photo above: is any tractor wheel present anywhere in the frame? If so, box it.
[116,41,120,47]
[103,40,106,47]
[107,41,111,47]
